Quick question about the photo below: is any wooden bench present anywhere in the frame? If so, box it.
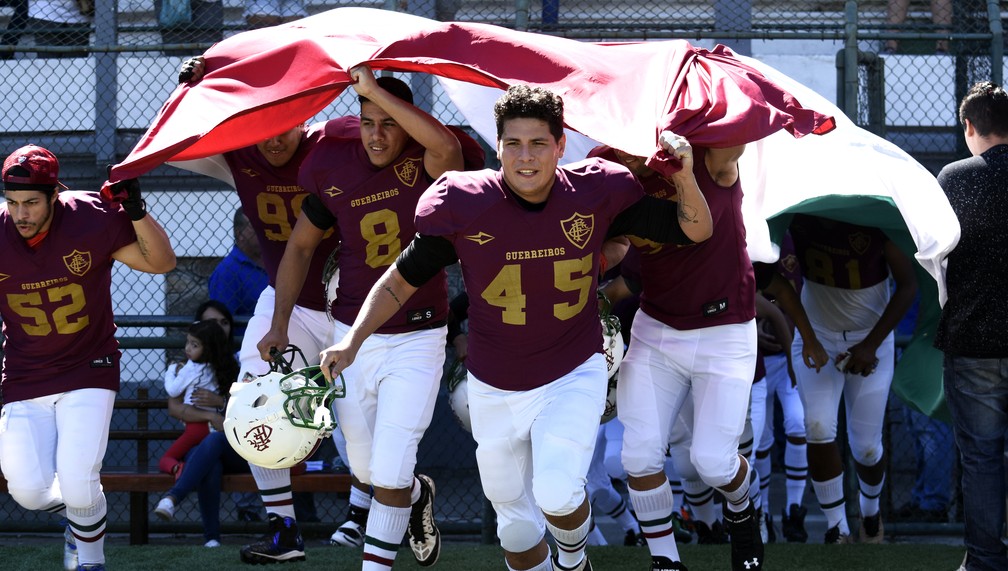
[0,390,351,545]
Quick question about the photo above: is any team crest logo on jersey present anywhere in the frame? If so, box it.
[464,231,494,245]
[394,157,422,187]
[63,250,92,277]
[780,253,799,274]
[323,185,343,197]
[560,213,594,250]
[240,168,259,178]
[849,231,872,255]
[243,424,273,451]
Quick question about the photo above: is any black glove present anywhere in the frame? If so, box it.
[118,178,147,221]
[178,56,205,84]
[102,165,147,221]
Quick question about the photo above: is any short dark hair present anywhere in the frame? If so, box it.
[358,76,414,106]
[959,81,1008,138]
[493,85,565,142]
[232,207,251,233]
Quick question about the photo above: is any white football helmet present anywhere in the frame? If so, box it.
[224,346,345,469]
[602,313,624,378]
[445,359,472,433]
[599,296,624,424]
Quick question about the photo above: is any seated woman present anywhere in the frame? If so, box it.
[154,430,251,547]
[152,300,248,547]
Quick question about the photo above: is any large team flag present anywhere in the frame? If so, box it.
[108,7,958,417]
[107,6,833,183]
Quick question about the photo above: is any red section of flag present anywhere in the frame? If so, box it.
[106,7,833,187]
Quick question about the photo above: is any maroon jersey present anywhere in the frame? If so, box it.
[224,120,350,312]
[788,214,889,290]
[299,137,447,333]
[629,146,755,330]
[416,158,643,390]
[0,192,136,403]
[775,232,803,294]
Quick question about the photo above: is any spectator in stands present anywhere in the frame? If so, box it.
[158,317,239,479]
[187,301,266,522]
[935,80,1008,571]
[208,207,268,327]
[194,299,237,353]
[29,0,91,57]
[0,0,29,59]
[154,0,222,57]
[0,144,175,571]
[153,430,252,548]
[434,0,461,21]
[883,0,952,55]
[243,0,306,29]
[153,303,245,548]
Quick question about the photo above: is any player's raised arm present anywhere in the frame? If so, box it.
[349,65,463,179]
[659,130,714,243]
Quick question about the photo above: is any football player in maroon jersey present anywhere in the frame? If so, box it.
[0,144,175,571]
[318,84,712,571]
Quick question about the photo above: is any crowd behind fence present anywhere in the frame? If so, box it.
[0,0,1003,540]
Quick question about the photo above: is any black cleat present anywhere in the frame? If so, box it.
[650,555,689,570]
[824,524,852,544]
[624,528,646,546]
[859,513,884,544]
[407,474,441,566]
[239,513,306,565]
[781,503,808,543]
[723,502,764,571]
[695,519,729,544]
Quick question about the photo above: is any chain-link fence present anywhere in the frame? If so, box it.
[0,0,1003,540]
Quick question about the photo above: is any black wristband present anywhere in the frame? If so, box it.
[123,199,147,221]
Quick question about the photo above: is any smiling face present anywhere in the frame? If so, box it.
[359,101,411,169]
[496,117,565,204]
[255,124,305,167]
[4,189,56,240]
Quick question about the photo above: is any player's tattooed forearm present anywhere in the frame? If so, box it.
[383,285,403,308]
[677,202,699,224]
[137,235,151,257]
